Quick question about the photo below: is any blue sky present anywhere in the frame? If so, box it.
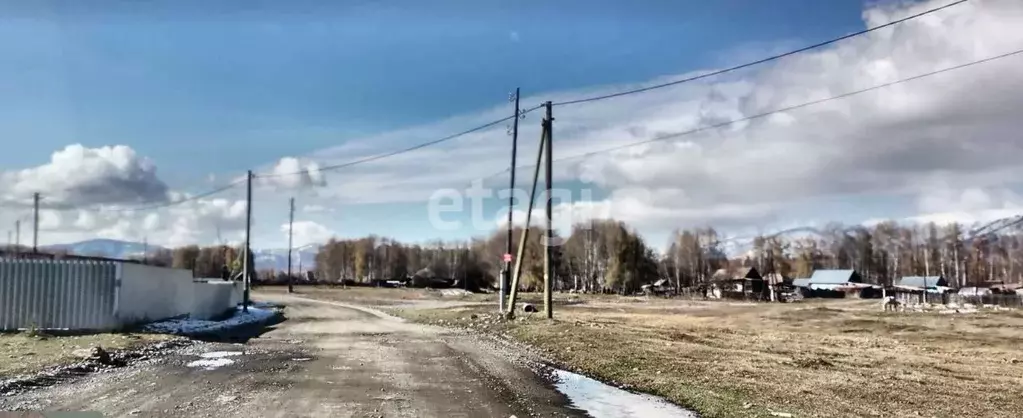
[0,0,869,177]
[4,0,1023,250]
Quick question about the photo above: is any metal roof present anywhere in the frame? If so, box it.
[792,278,811,287]
[896,276,947,288]
[808,269,858,284]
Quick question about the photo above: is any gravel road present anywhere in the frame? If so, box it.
[2,294,586,418]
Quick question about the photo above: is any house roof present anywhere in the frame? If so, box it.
[734,266,762,280]
[897,276,947,288]
[792,278,811,287]
[808,269,858,285]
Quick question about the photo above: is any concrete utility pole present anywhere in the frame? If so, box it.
[287,197,295,294]
[14,220,20,255]
[32,192,39,254]
[543,101,554,320]
[506,105,549,319]
[502,87,522,313]
[242,170,253,312]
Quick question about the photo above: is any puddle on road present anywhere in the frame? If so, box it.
[552,369,698,418]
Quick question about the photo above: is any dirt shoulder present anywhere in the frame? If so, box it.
[0,332,174,379]
[376,292,1023,418]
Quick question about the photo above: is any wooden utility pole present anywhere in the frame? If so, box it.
[32,192,39,253]
[287,197,295,294]
[502,87,522,313]
[543,101,554,319]
[505,114,549,319]
[242,170,253,312]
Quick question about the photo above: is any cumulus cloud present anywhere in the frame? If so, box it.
[296,0,1023,237]
[0,144,169,207]
[11,0,1023,248]
[907,184,1023,227]
[561,0,1023,230]
[283,220,336,247]
[259,157,326,190]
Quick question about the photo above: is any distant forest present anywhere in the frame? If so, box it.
[8,219,1018,294]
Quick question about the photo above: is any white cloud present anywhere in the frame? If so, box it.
[302,204,333,214]
[289,0,1023,238]
[908,185,1023,227]
[0,144,169,207]
[10,0,1023,249]
[259,157,326,190]
[283,220,336,247]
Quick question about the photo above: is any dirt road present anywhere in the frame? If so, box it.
[2,294,585,418]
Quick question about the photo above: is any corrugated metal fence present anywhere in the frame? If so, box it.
[0,258,119,331]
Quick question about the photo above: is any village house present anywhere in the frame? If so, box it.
[712,267,765,299]
[801,269,880,298]
[893,275,953,304]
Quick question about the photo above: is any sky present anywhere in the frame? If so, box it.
[2,0,1023,252]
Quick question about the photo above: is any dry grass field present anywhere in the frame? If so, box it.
[292,287,1023,418]
[0,332,172,378]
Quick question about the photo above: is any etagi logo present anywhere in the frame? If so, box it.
[426,179,597,247]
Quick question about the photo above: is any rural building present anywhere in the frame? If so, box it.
[893,275,953,304]
[712,267,765,299]
[896,276,949,289]
[808,269,863,287]
[792,278,811,288]
[803,269,879,298]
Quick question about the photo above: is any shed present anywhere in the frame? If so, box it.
[808,269,863,285]
[896,276,948,289]
[792,278,811,288]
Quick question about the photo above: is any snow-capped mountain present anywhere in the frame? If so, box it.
[41,239,320,271]
[252,244,320,271]
[42,239,166,260]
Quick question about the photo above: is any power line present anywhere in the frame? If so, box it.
[16,178,246,214]
[242,0,969,182]
[95,179,247,213]
[488,47,1023,179]
[552,0,971,107]
[257,104,544,179]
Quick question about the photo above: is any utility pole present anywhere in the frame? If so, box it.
[242,170,253,312]
[143,236,149,264]
[506,106,549,319]
[14,220,20,255]
[32,192,40,254]
[287,197,295,294]
[502,87,522,313]
[543,101,554,320]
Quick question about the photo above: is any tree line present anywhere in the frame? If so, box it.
[14,217,1019,293]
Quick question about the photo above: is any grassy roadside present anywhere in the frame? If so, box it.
[388,298,1023,418]
[0,332,173,378]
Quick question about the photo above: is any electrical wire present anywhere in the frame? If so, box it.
[253,0,965,180]
[488,47,1023,179]
[552,0,970,106]
[257,104,544,179]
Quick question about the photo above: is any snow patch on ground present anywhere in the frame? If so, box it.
[143,305,279,336]
[186,358,235,370]
[200,351,244,359]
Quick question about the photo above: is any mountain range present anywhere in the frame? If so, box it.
[43,239,319,272]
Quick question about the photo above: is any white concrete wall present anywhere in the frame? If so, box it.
[188,280,242,320]
[116,263,194,325]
